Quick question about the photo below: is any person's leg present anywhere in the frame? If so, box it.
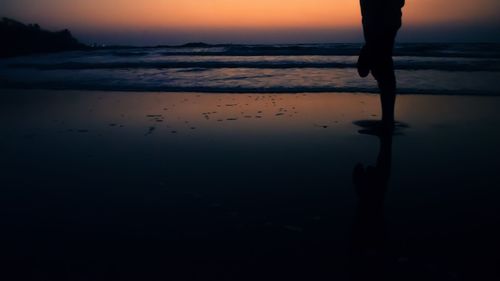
[371,34,397,125]
[377,65,396,125]
[357,45,371,78]
[358,17,378,79]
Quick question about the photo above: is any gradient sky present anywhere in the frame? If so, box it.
[2,0,500,45]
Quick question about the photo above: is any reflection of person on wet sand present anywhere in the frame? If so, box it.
[350,131,393,280]
[358,0,405,129]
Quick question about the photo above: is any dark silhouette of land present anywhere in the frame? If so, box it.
[358,0,405,126]
[0,18,87,58]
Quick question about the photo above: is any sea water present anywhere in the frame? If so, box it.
[1,43,499,95]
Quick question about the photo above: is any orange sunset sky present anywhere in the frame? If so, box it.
[2,0,500,44]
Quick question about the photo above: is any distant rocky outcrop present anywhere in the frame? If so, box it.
[179,42,212,48]
[0,18,87,58]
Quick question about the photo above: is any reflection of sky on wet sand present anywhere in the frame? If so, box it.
[2,90,500,164]
[0,91,380,138]
[2,90,500,192]
[2,90,499,138]
[1,90,500,279]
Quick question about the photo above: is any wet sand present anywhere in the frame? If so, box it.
[0,89,499,280]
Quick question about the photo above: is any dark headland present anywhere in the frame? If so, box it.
[0,17,87,58]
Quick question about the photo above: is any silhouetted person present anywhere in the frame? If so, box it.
[350,130,393,280]
[358,0,405,127]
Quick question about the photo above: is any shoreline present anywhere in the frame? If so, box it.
[1,87,499,96]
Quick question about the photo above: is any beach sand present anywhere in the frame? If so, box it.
[0,89,499,280]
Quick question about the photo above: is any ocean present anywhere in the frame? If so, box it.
[1,43,499,95]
